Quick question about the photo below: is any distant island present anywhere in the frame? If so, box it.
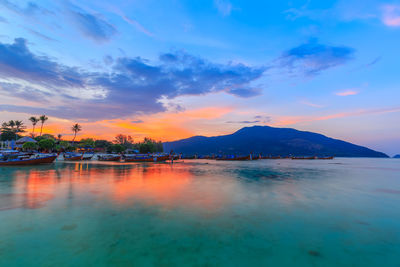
[394,155,400,158]
[164,126,389,158]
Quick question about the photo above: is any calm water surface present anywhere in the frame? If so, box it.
[0,158,399,266]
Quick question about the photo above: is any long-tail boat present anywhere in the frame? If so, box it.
[63,153,83,161]
[123,155,169,162]
[0,154,57,166]
[98,154,121,162]
[291,156,317,160]
[317,156,334,160]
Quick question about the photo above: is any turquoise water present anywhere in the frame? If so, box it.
[0,158,399,266]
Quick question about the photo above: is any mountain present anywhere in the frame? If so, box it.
[393,155,400,158]
[163,126,388,158]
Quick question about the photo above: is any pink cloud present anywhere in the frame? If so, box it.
[335,90,359,96]
[382,5,400,27]
[274,106,400,126]
[300,100,324,108]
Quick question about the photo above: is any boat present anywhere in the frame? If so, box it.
[98,154,121,161]
[291,156,317,160]
[82,153,94,160]
[0,154,57,166]
[123,155,169,162]
[63,153,83,161]
[317,156,334,160]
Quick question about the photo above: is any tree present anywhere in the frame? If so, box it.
[58,140,73,152]
[22,142,37,151]
[38,139,55,151]
[114,134,134,149]
[14,120,26,134]
[0,120,25,140]
[59,141,70,148]
[111,144,125,153]
[80,138,94,148]
[39,115,48,136]
[42,134,55,140]
[0,131,17,141]
[29,117,39,136]
[138,137,163,153]
[35,134,55,142]
[57,134,62,141]
[71,123,82,142]
[94,140,112,149]
[0,122,14,140]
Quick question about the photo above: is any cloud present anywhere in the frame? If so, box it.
[0,38,85,88]
[226,115,271,124]
[24,28,57,42]
[0,38,265,120]
[68,6,117,43]
[365,56,381,68]
[118,13,153,37]
[274,106,400,126]
[0,82,52,103]
[382,5,400,27]
[335,90,359,96]
[300,100,324,108]
[104,5,153,37]
[279,39,355,76]
[226,120,260,124]
[130,120,144,124]
[0,0,50,16]
[214,0,233,16]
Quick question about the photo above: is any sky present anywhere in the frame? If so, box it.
[0,0,399,155]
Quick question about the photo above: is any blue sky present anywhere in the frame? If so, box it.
[0,0,399,155]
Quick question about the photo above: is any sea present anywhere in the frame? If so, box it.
[0,158,399,266]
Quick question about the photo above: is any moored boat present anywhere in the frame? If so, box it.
[98,154,121,161]
[317,156,334,160]
[63,153,83,161]
[123,154,169,162]
[291,156,317,160]
[0,154,57,166]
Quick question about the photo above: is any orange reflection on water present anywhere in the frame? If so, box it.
[4,163,233,214]
[111,164,192,208]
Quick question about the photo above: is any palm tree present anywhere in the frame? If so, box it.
[71,123,82,143]
[29,116,39,136]
[14,120,26,134]
[8,120,15,131]
[39,115,48,136]
[57,134,62,141]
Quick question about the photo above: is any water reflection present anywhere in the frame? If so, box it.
[0,162,236,214]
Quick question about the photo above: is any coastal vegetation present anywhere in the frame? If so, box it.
[1,116,163,154]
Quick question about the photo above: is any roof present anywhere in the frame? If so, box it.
[16,136,37,144]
